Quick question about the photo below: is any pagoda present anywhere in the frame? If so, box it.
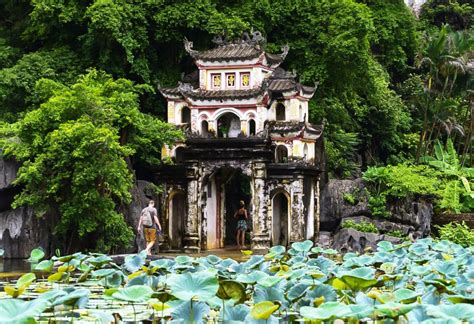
[157,31,324,252]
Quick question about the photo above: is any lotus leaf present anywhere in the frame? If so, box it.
[92,269,116,278]
[17,272,36,287]
[286,283,309,302]
[217,280,246,304]
[34,260,53,272]
[269,245,286,255]
[258,276,283,288]
[168,272,218,301]
[170,300,210,324]
[219,303,250,322]
[0,299,49,323]
[300,302,351,320]
[4,285,26,298]
[52,288,90,308]
[250,301,279,320]
[236,270,268,284]
[433,260,458,278]
[28,248,45,262]
[374,302,416,318]
[394,288,420,303]
[377,241,394,252]
[426,303,474,321]
[291,240,313,253]
[112,285,153,303]
[206,254,221,265]
[338,267,378,291]
[123,253,146,273]
[175,255,193,264]
[47,271,64,282]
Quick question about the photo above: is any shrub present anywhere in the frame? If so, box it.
[435,222,474,248]
[342,220,379,234]
[343,193,357,205]
[386,230,409,240]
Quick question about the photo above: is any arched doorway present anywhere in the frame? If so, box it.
[276,145,288,163]
[203,168,251,249]
[174,147,185,163]
[169,192,186,250]
[248,119,256,136]
[276,103,286,121]
[201,120,209,137]
[217,112,241,138]
[303,143,309,161]
[181,107,191,124]
[272,192,289,246]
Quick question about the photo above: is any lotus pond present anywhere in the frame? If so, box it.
[0,239,473,323]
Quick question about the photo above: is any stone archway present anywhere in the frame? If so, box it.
[201,166,252,249]
[272,190,290,246]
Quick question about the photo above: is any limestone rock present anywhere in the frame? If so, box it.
[342,216,416,236]
[320,179,369,230]
[332,228,403,253]
[0,207,51,258]
[389,198,432,236]
[120,180,161,253]
[0,157,19,190]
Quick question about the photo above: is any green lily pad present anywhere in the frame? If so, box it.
[168,271,218,301]
[112,285,153,303]
[250,301,279,320]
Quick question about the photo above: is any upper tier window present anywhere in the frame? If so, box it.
[211,74,221,89]
[241,73,250,88]
[276,103,286,121]
[226,73,236,88]
[181,107,191,124]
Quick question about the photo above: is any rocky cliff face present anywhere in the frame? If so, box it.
[0,207,52,258]
[119,179,161,253]
[319,179,433,252]
[0,156,160,258]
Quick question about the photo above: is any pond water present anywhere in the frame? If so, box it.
[0,259,31,277]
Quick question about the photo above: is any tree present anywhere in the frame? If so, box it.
[1,70,183,253]
[420,0,473,30]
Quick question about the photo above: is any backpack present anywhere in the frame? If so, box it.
[141,207,153,227]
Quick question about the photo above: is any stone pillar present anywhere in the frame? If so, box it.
[290,176,305,243]
[251,162,270,251]
[314,177,321,239]
[184,164,200,253]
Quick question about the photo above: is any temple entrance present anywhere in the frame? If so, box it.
[204,168,251,249]
[272,191,290,246]
[169,192,186,250]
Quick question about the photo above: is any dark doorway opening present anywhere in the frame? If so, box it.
[224,171,252,247]
[170,192,186,250]
[272,192,289,246]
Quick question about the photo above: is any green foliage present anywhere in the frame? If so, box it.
[368,194,390,218]
[435,221,474,248]
[0,47,85,122]
[343,193,357,206]
[357,0,419,77]
[386,230,409,240]
[1,70,182,252]
[420,0,473,30]
[342,220,379,234]
[363,164,439,217]
[422,139,474,213]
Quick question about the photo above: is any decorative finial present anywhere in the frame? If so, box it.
[183,37,198,56]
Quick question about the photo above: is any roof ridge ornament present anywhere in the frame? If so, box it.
[183,37,199,56]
